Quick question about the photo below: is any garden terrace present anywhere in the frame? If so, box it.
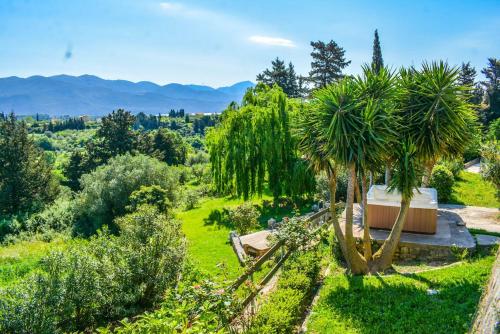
[341,204,479,261]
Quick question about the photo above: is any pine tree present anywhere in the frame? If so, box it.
[256,58,288,90]
[481,58,500,125]
[459,62,476,87]
[308,40,351,89]
[458,62,483,105]
[285,62,300,97]
[372,29,384,74]
[0,114,56,214]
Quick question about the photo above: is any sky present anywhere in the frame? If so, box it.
[0,0,499,87]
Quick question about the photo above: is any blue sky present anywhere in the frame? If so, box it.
[0,0,499,87]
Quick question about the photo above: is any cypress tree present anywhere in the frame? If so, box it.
[372,29,384,74]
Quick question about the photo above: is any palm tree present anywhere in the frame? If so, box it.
[301,78,369,273]
[398,62,475,186]
[354,66,398,260]
[370,141,422,271]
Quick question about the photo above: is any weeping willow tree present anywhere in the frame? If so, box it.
[207,84,315,201]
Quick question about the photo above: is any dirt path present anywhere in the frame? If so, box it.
[439,204,500,233]
[465,162,481,174]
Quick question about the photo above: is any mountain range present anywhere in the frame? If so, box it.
[0,75,255,116]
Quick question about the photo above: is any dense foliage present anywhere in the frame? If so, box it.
[430,165,455,202]
[73,154,179,236]
[0,205,186,333]
[246,251,321,333]
[207,84,315,202]
[229,202,260,234]
[0,114,58,215]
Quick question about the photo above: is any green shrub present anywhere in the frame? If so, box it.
[73,154,179,236]
[481,141,500,198]
[437,159,463,179]
[184,189,200,210]
[430,165,454,202]
[127,185,171,213]
[487,118,500,140]
[247,288,305,334]
[229,202,260,234]
[247,250,321,334]
[0,206,186,333]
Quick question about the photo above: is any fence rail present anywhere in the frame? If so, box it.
[226,203,342,324]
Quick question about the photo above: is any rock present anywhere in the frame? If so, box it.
[476,234,500,247]
[267,218,277,230]
[426,289,439,295]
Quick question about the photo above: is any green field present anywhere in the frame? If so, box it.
[450,171,499,208]
[307,253,495,334]
[0,239,67,287]
[177,194,313,280]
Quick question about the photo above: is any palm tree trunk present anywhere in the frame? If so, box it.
[354,176,361,203]
[370,198,410,272]
[327,168,351,268]
[361,173,372,261]
[385,165,391,185]
[345,163,368,274]
[421,161,435,187]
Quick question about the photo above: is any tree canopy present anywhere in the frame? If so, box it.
[371,29,384,74]
[308,40,351,89]
[0,114,57,215]
[207,84,315,201]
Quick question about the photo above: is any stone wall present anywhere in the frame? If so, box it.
[471,248,500,334]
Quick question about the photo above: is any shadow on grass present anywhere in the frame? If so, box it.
[257,199,314,229]
[318,272,483,334]
[203,208,232,229]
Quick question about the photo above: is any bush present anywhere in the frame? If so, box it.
[184,189,200,210]
[127,185,171,213]
[437,159,463,179]
[430,165,454,202]
[247,251,321,334]
[0,206,186,333]
[481,141,500,198]
[73,154,179,236]
[487,118,500,140]
[229,202,260,234]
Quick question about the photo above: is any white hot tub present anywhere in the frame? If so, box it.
[366,185,438,234]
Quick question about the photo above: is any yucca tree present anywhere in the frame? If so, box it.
[301,78,368,273]
[354,66,398,260]
[397,61,476,186]
[370,141,422,272]
[295,108,352,267]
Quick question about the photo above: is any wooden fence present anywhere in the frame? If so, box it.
[226,203,340,324]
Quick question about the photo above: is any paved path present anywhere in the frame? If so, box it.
[465,162,481,173]
[439,204,500,233]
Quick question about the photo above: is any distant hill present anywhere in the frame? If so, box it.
[0,75,255,116]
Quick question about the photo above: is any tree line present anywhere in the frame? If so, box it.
[256,30,500,130]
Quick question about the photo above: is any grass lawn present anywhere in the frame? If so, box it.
[0,239,67,287]
[449,171,499,208]
[307,253,496,334]
[176,194,313,281]
[176,196,247,281]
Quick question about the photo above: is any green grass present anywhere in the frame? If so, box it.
[176,194,313,281]
[0,239,67,287]
[449,171,499,208]
[307,254,496,334]
[468,228,500,238]
[176,196,248,281]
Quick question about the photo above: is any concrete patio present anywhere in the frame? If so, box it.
[340,204,478,260]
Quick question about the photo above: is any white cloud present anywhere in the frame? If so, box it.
[249,35,295,48]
